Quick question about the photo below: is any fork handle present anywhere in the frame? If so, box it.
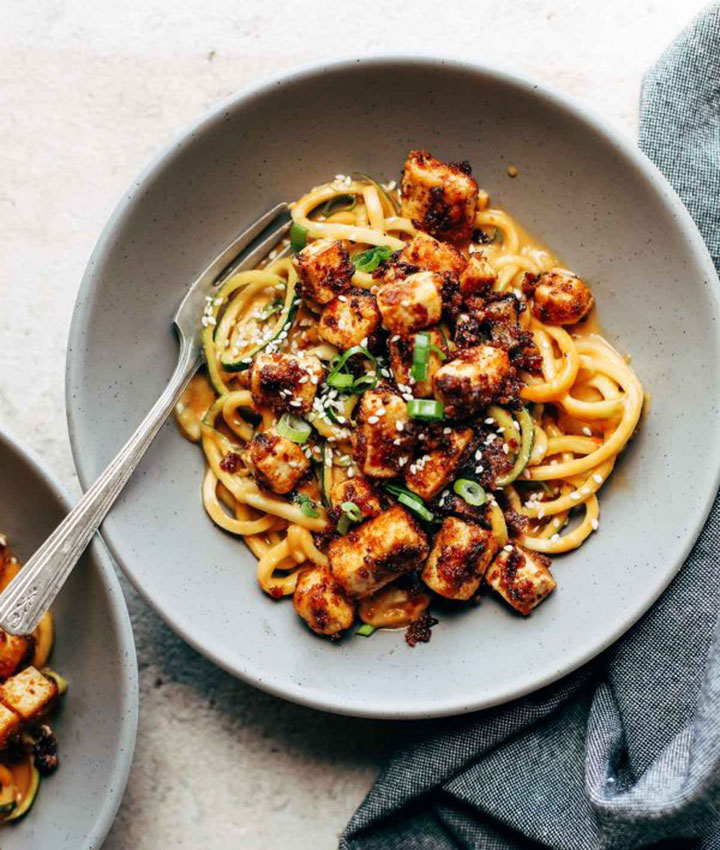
[0,343,201,635]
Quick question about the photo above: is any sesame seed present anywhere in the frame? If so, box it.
[485,417,494,425]
[396,421,404,432]
[503,544,513,552]
[570,492,580,501]
[443,427,451,434]
[551,533,560,542]
[582,426,592,436]
[347,468,355,478]
[367,415,379,424]
[338,295,348,302]
[593,474,603,484]
[591,518,599,531]
[538,509,545,519]
[581,487,590,495]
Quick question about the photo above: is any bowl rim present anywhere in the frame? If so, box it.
[0,423,139,845]
[66,54,720,718]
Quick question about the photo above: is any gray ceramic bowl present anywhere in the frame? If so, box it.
[66,57,720,718]
[0,426,138,847]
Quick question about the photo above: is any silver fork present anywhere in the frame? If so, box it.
[0,203,291,635]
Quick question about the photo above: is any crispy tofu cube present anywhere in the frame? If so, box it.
[250,352,323,415]
[400,150,479,242]
[330,476,383,520]
[405,427,474,500]
[293,238,354,304]
[433,345,511,418]
[0,633,33,681]
[0,666,58,722]
[293,566,355,636]
[388,328,447,399]
[0,704,20,749]
[352,387,415,479]
[525,270,594,325]
[329,505,429,598]
[398,232,467,276]
[485,545,556,615]
[422,517,497,600]
[377,271,443,336]
[318,289,381,350]
[460,252,497,296]
[244,430,310,495]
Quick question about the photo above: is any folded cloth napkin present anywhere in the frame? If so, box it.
[340,8,720,849]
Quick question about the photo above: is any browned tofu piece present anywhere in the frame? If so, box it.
[460,252,497,296]
[433,345,511,418]
[293,566,355,636]
[0,703,20,749]
[293,238,354,304]
[377,272,443,336]
[329,505,429,598]
[244,431,310,495]
[485,545,556,615]
[422,517,498,600]
[318,289,381,350]
[398,232,467,276]
[524,270,594,325]
[388,328,447,399]
[352,387,415,479]
[330,476,383,520]
[0,632,34,681]
[250,352,323,415]
[0,666,58,722]
[405,427,474,500]
[400,150,479,242]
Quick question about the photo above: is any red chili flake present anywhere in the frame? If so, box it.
[268,587,283,600]
[220,451,241,473]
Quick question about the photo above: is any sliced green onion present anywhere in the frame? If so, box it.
[384,483,434,522]
[351,373,378,394]
[326,345,378,393]
[352,245,394,273]
[406,399,445,422]
[429,344,447,361]
[326,371,354,390]
[277,413,312,444]
[295,493,320,518]
[321,194,357,217]
[411,332,431,382]
[340,501,362,522]
[356,623,376,637]
[336,500,362,535]
[453,479,487,507]
[290,222,308,252]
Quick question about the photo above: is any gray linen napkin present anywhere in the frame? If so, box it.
[340,7,720,849]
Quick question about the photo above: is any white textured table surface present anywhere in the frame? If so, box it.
[1,2,705,847]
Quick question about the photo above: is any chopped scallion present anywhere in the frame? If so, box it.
[384,483,434,522]
[277,413,312,444]
[356,623,376,637]
[406,399,445,422]
[352,245,393,273]
[294,493,320,518]
[411,332,431,382]
[453,479,487,507]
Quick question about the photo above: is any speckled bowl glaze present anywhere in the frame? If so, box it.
[0,426,137,847]
[66,57,720,718]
